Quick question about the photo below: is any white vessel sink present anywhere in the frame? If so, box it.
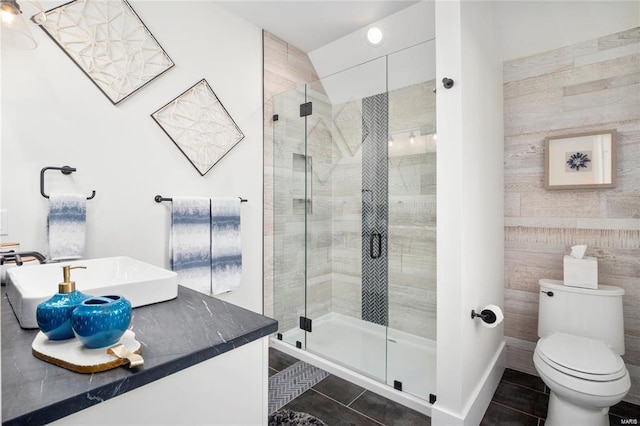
[5,256,178,329]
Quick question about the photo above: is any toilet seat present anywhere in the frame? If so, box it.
[536,332,626,382]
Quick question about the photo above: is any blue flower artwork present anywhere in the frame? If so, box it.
[566,152,591,171]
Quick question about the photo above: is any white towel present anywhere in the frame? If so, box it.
[171,197,212,295]
[211,197,242,294]
[47,193,86,261]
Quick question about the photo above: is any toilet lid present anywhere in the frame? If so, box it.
[537,333,626,381]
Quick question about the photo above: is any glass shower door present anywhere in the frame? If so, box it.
[385,41,437,400]
[271,40,437,401]
[304,57,391,382]
[272,85,308,349]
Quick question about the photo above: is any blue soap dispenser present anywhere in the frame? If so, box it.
[36,265,91,340]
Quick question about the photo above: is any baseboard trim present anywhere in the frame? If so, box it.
[432,340,506,426]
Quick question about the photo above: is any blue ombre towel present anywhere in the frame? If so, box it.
[211,198,242,294]
[171,197,212,295]
[48,193,86,261]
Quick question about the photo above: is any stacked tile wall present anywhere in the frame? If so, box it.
[330,82,437,339]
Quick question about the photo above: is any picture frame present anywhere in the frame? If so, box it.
[39,0,174,105]
[151,79,245,176]
[544,130,616,190]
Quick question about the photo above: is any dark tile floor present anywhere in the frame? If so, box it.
[270,348,640,425]
[484,368,640,426]
[269,348,430,425]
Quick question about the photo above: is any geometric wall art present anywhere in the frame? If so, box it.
[151,79,245,176]
[39,0,174,105]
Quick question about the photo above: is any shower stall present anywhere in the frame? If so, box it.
[271,40,437,403]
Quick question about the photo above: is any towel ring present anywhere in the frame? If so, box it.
[40,166,96,200]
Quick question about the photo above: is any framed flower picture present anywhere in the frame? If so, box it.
[544,130,616,190]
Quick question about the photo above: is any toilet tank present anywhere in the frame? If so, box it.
[538,279,625,354]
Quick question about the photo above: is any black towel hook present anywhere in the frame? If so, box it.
[40,166,96,200]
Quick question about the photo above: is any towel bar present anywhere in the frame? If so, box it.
[154,195,247,203]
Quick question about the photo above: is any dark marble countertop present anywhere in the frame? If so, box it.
[1,285,277,425]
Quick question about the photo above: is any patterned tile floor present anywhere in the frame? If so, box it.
[269,348,640,425]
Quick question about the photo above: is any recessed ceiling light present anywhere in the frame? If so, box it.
[366,26,384,46]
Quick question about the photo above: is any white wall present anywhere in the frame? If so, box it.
[308,0,640,76]
[433,1,505,424]
[308,1,435,79]
[0,1,264,313]
[305,1,435,106]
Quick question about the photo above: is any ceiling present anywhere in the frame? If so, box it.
[214,1,421,52]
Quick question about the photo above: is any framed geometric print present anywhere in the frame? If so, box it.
[39,0,174,105]
[151,79,245,176]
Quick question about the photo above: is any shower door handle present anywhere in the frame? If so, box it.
[370,232,382,259]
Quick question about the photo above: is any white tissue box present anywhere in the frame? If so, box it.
[563,255,598,289]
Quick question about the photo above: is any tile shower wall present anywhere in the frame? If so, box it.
[331,82,437,339]
[503,26,640,404]
[388,83,437,340]
[361,92,390,326]
[330,98,364,321]
[270,88,334,333]
[265,34,334,333]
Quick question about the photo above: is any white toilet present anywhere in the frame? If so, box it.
[534,279,631,426]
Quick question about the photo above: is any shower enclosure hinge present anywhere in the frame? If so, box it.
[299,316,313,332]
[273,114,279,121]
[296,341,302,349]
[277,333,283,340]
[299,101,313,117]
[429,394,437,404]
[393,380,403,391]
